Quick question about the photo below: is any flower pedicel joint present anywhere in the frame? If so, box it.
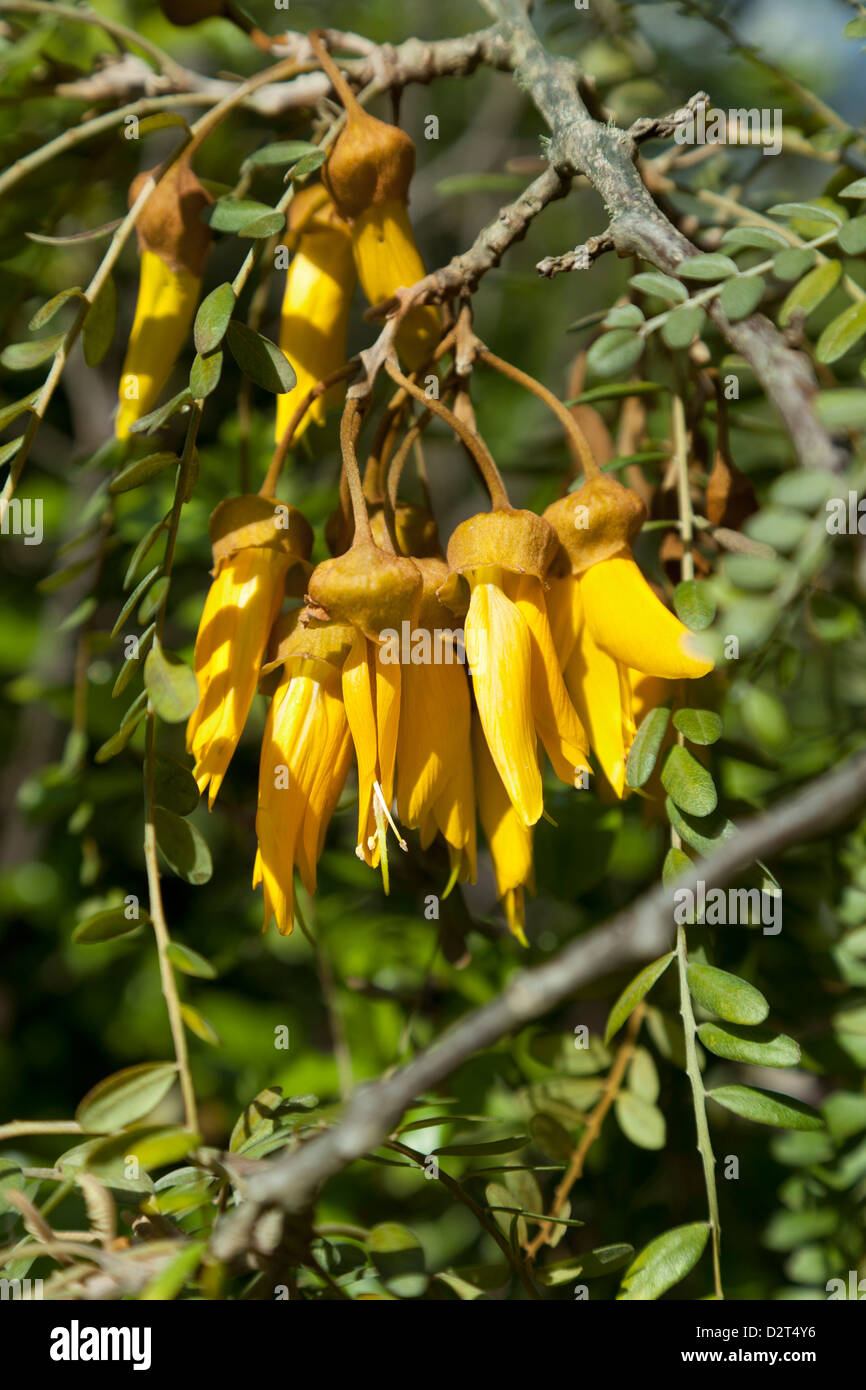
[116,153,212,439]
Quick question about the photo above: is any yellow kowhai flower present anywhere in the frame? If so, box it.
[186,495,313,807]
[275,185,355,446]
[312,32,439,369]
[473,717,534,945]
[306,534,422,872]
[254,613,354,935]
[394,558,476,887]
[446,507,591,827]
[116,155,212,439]
[545,474,712,797]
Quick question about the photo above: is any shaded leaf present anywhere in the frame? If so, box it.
[226,320,296,393]
[687,963,769,1025]
[618,1223,709,1300]
[626,705,670,788]
[154,808,212,885]
[661,744,718,816]
[605,952,676,1044]
[75,1062,177,1132]
[709,1084,823,1131]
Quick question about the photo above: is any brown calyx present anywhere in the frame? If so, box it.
[446,508,559,583]
[209,495,314,568]
[130,152,213,277]
[323,108,416,220]
[306,541,422,639]
[544,473,646,575]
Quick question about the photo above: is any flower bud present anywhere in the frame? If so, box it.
[544,473,646,575]
[307,542,422,640]
[446,507,559,583]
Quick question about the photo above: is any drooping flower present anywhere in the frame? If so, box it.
[312,32,439,369]
[473,716,534,945]
[394,557,476,886]
[254,612,354,935]
[446,507,591,826]
[275,185,355,446]
[306,534,422,870]
[116,154,212,438]
[545,473,712,797]
[186,495,313,806]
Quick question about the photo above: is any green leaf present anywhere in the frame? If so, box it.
[663,847,692,885]
[180,1003,221,1046]
[844,16,866,37]
[124,1126,200,1170]
[672,709,722,745]
[111,565,161,637]
[166,942,216,979]
[0,391,39,430]
[605,952,676,1044]
[837,215,866,255]
[629,270,687,302]
[145,646,199,725]
[661,305,706,348]
[816,388,866,429]
[537,1244,633,1285]
[603,304,645,328]
[137,112,191,137]
[615,1092,666,1150]
[109,451,177,495]
[72,905,147,944]
[238,211,286,238]
[697,1023,800,1068]
[840,177,866,199]
[724,552,786,590]
[686,963,769,1025]
[769,201,842,226]
[666,799,737,856]
[719,274,765,320]
[528,1112,573,1161]
[208,198,277,232]
[744,507,807,553]
[772,247,815,281]
[189,349,223,398]
[226,320,296,394]
[154,808,212,885]
[288,149,327,182]
[124,518,167,589]
[661,745,718,816]
[625,705,670,788]
[617,1222,709,1300]
[585,329,644,378]
[735,684,792,751]
[140,1240,207,1301]
[778,260,841,325]
[677,253,738,281]
[816,300,866,364]
[433,1135,527,1156]
[128,388,192,436]
[1,333,64,370]
[763,1208,838,1252]
[154,754,200,815]
[241,139,320,172]
[82,276,116,367]
[368,1222,427,1298]
[0,437,23,468]
[75,1062,177,1132]
[709,1084,823,1131]
[194,282,235,355]
[721,225,790,251]
[138,576,169,624]
[28,286,83,331]
[94,691,148,763]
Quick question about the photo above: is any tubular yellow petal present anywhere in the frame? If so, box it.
[580,555,714,679]
[374,640,401,813]
[295,665,352,894]
[397,657,476,875]
[255,671,320,934]
[341,629,377,860]
[564,623,632,799]
[187,545,289,807]
[545,572,582,669]
[511,575,591,790]
[474,719,533,944]
[352,199,439,369]
[275,221,355,445]
[116,251,200,439]
[466,580,542,826]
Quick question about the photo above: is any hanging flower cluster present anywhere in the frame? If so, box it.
[119,32,712,942]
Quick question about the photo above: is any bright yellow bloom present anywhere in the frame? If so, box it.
[395,559,476,885]
[116,156,211,439]
[447,509,591,827]
[342,629,402,870]
[352,200,439,370]
[473,717,534,945]
[116,253,200,439]
[186,497,313,807]
[275,186,355,446]
[545,476,712,797]
[254,618,354,935]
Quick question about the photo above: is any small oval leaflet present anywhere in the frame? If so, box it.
[605,951,676,1044]
[628,270,687,302]
[816,300,866,364]
[661,304,706,349]
[75,1061,178,1132]
[617,1222,709,1300]
[226,320,296,394]
[778,259,841,325]
[626,704,670,788]
[686,963,769,1025]
[673,578,716,631]
[194,282,235,355]
[72,905,149,945]
[166,942,217,979]
[677,252,738,281]
[697,1023,800,1068]
[144,647,198,724]
[109,452,177,496]
[586,328,644,378]
[661,744,718,817]
[719,274,765,321]
[154,807,212,885]
[672,708,722,745]
[180,1003,221,1047]
[708,1083,823,1131]
[615,1092,666,1150]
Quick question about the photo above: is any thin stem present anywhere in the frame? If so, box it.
[675,922,723,1298]
[671,393,694,583]
[340,397,374,544]
[141,405,203,1135]
[260,361,360,496]
[525,1003,645,1260]
[476,344,600,479]
[307,29,364,115]
[384,357,511,509]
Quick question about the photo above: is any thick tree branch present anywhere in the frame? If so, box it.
[480,0,846,472]
[211,750,866,1263]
